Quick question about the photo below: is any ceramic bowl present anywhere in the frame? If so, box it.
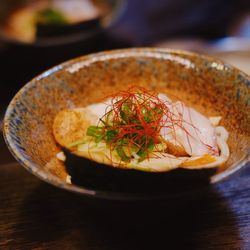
[3,48,250,200]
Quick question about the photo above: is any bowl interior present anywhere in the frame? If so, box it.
[4,48,250,199]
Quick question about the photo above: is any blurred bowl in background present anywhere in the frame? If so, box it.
[0,0,121,45]
[0,0,124,102]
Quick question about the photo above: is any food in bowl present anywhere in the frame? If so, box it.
[2,0,106,43]
[3,48,249,198]
[53,86,230,178]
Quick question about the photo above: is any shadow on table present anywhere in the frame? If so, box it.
[11,181,241,249]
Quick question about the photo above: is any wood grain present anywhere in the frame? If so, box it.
[0,159,250,249]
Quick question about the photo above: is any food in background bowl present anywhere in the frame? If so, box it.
[53,86,230,179]
[2,0,108,43]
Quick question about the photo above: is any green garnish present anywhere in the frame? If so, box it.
[116,146,131,162]
[85,87,167,162]
[87,126,104,143]
[136,138,155,161]
[106,130,118,142]
[37,8,68,25]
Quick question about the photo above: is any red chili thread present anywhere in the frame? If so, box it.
[93,86,218,162]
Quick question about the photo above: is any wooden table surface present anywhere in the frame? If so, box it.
[0,132,250,250]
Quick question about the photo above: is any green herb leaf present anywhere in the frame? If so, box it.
[117,138,128,146]
[87,126,104,141]
[116,146,130,162]
[120,110,127,122]
[136,138,154,161]
[37,8,68,25]
[106,130,118,142]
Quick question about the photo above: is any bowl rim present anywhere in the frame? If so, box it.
[0,27,103,47]
[3,47,250,200]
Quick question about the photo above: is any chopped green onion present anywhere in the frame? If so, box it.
[116,146,130,162]
[87,126,102,137]
[136,138,154,161]
[37,8,68,25]
[105,130,118,142]
[87,126,104,143]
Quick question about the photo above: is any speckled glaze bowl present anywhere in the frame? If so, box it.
[3,48,250,200]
